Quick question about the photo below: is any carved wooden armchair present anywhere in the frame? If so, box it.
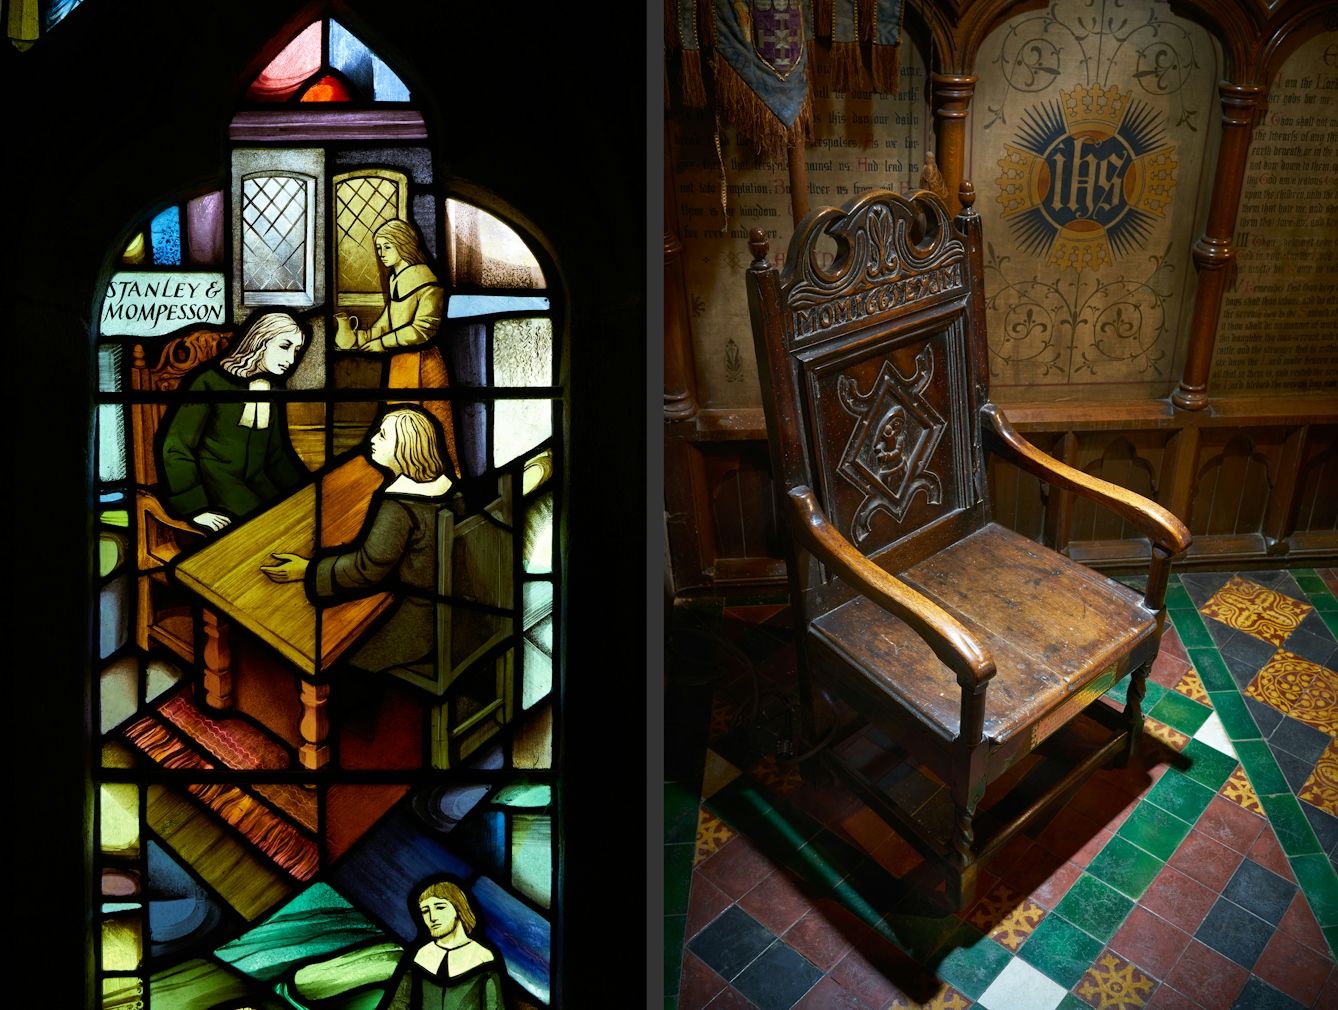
[130,331,231,663]
[745,185,1192,911]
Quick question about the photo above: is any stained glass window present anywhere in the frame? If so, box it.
[89,18,561,1010]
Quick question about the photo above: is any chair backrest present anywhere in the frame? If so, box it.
[130,330,232,486]
[746,187,992,611]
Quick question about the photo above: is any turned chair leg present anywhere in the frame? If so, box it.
[950,803,980,912]
[1114,659,1149,769]
[298,680,331,770]
[202,609,233,710]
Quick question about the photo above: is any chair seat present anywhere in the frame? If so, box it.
[809,523,1156,746]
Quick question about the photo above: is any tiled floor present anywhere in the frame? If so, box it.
[665,568,1338,1010]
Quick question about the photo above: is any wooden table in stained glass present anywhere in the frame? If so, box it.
[174,455,390,768]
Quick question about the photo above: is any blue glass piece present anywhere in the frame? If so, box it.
[372,55,410,101]
[474,876,550,1004]
[331,813,472,943]
[98,404,127,483]
[214,883,386,981]
[447,295,550,318]
[329,21,374,97]
[449,322,489,478]
[150,207,181,265]
[100,575,129,659]
[466,743,505,769]
[102,903,142,913]
[147,841,225,957]
[44,0,83,30]
[100,490,126,503]
[439,785,491,827]
[456,810,506,877]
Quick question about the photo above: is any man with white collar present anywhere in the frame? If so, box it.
[382,878,504,1010]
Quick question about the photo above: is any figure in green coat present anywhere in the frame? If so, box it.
[381,878,505,1010]
[159,312,308,531]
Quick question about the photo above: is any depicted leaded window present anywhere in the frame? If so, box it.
[90,17,562,1010]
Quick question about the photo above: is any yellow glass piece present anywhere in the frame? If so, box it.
[99,533,125,577]
[102,916,142,971]
[102,975,144,1010]
[446,199,545,288]
[102,510,130,528]
[523,449,554,495]
[122,232,146,265]
[334,171,407,306]
[100,783,140,856]
[7,0,38,49]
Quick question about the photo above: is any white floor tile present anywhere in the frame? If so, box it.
[1194,710,1238,757]
[975,956,1067,1010]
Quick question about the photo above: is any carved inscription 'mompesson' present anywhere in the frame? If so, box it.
[792,262,963,339]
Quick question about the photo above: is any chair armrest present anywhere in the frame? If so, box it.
[136,489,202,569]
[788,487,996,689]
[981,404,1191,555]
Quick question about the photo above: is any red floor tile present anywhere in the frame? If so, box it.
[1003,842,1066,894]
[1281,889,1330,955]
[686,871,736,940]
[984,833,1033,877]
[835,805,896,856]
[1247,824,1296,882]
[791,975,875,1010]
[1068,777,1141,832]
[698,834,782,901]
[1035,808,1111,867]
[784,899,872,972]
[1151,651,1193,690]
[1109,905,1193,980]
[1145,985,1202,1010]
[1163,939,1250,1010]
[1160,626,1190,664]
[788,780,865,827]
[868,832,925,878]
[739,869,821,936]
[756,642,798,689]
[679,950,729,1010]
[1195,795,1265,855]
[829,931,919,1010]
[1253,928,1335,1007]
[1316,967,1338,1010]
[1027,854,1084,910]
[1167,829,1245,893]
[704,984,761,1009]
[1140,864,1220,934]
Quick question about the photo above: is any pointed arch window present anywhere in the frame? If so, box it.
[91,17,562,1010]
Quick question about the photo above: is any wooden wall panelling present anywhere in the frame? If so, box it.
[1188,427,1285,559]
[1069,433,1165,553]
[1262,425,1308,553]
[665,431,717,591]
[699,442,786,583]
[987,432,1054,545]
[1291,424,1338,553]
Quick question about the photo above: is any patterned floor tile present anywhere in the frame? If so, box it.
[1220,765,1265,814]
[1141,718,1190,754]
[699,807,740,866]
[966,881,1047,951]
[1200,575,1315,647]
[1247,649,1328,716]
[1073,950,1155,1010]
[1301,738,1338,818]
[752,756,805,797]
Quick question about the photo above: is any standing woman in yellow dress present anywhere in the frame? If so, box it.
[336,218,460,478]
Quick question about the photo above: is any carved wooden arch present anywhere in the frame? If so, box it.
[1189,430,1278,536]
[1293,438,1338,533]
[1070,437,1160,543]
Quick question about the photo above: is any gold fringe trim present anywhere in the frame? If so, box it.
[814,0,833,39]
[920,151,950,203]
[667,0,679,49]
[713,54,814,163]
[830,40,868,93]
[856,0,872,41]
[872,41,900,95]
[665,60,673,109]
[806,39,817,109]
[682,48,707,107]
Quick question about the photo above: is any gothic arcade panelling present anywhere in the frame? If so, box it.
[1210,29,1338,399]
[970,0,1220,402]
[670,40,932,408]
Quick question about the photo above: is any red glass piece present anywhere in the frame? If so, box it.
[246,21,322,102]
[299,75,353,103]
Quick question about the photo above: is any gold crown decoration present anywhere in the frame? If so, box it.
[1048,230,1112,273]
[1061,84,1130,134]
[995,147,1037,217]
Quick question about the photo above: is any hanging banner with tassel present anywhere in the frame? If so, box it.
[814,0,904,97]
[871,0,905,96]
[711,0,813,162]
[670,0,708,107]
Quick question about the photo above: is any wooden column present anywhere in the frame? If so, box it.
[201,609,233,710]
[788,145,811,222]
[298,680,331,770]
[1172,84,1268,411]
[931,75,977,217]
[664,131,700,421]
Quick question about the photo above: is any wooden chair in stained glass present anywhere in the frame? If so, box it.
[130,330,232,664]
[744,185,1193,911]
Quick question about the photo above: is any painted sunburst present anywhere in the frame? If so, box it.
[995,83,1177,272]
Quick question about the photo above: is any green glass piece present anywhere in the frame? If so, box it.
[1179,739,1239,792]
[1207,692,1261,741]
[512,813,552,908]
[1053,874,1135,943]
[1087,836,1164,900]
[1149,691,1212,736]
[493,783,551,807]
[1016,914,1104,989]
[1189,649,1237,693]
[1261,793,1323,856]
[293,942,402,1001]
[1117,801,1193,861]
[150,959,251,1009]
[102,917,142,971]
[101,509,130,527]
[1145,770,1217,823]
[100,783,139,857]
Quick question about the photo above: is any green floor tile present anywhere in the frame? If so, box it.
[1310,591,1338,613]
[1321,611,1338,638]
[666,781,700,845]
[665,914,686,995]
[932,923,1013,1000]
[1291,854,1338,927]
[1190,649,1237,693]
[1261,793,1323,856]
[1142,680,1168,711]
[1058,996,1091,1010]
[1149,691,1212,736]
[1237,740,1291,797]
[1322,926,1338,960]
[1165,584,1194,609]
[665,843,695,916]
[1208,691,1262,741]
[1087,836,1164,900]
[1053,873,1135,943]
[1145,769,1217,823]
[1169,610,1214,650]
[1117,800,1193,861]
[666,999,677,1010]
[1295,572,1327,594]
[1016,914,1104,989]
[1179,739,1239,792]
[1105,678,1129,706]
